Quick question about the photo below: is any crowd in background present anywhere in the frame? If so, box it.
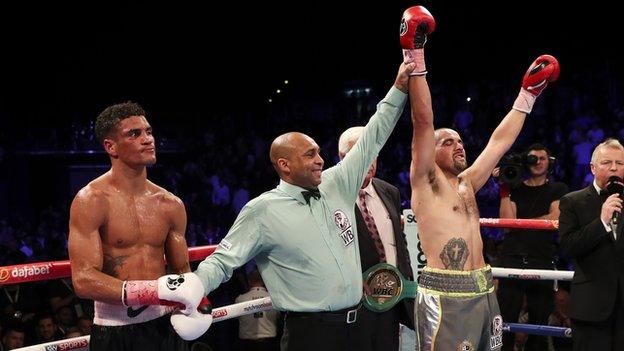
[1,65,622,350]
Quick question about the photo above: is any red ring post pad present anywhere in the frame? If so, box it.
[0,245,217,286]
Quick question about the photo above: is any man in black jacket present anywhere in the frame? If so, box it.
[559,138,624,350]
[338,126,414,351]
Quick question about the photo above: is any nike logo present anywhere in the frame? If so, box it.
[127,305,149,318]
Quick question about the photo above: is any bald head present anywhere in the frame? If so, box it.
[269,132,324,188]
[434,128,458,144]
[270,132,308,164]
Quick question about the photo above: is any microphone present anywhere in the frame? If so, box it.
[606,176,624,225]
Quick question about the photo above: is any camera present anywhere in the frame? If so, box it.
[498,153,538,185]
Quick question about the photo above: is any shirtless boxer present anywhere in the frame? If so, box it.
[400,6,560,350]
[68,102,209,350]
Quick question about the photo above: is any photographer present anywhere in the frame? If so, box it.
[495,143,569,351]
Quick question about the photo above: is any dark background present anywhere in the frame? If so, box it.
[1,1,621,130]
[0,3,620,347]
[0,1,621,219]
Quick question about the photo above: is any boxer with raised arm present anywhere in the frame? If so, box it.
[401,5,560,350]
[68,102,210,350]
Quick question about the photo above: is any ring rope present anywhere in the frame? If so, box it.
[0,218,558,286]
[13,298,572,351]
[13,297,273,351]
[492,267,572,281]
[0,245,218,286]
[479,218,558,230]
[3,217,568,350]
[504,322,572,338]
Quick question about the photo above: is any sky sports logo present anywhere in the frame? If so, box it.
[44,339,89,350]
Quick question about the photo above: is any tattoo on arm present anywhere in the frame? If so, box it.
[102,254,129,278]
[439,237,469,270]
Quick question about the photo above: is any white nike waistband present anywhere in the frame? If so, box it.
[94,301,176,326]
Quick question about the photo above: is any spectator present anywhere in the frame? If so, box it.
[34,314,61,343]
[234,269,280,351]
[76,315,93,337]
[1,324,25,350]
[547,289,572,351]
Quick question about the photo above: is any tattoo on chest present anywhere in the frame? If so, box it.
[439,237,469,270]
[103,254,129,278]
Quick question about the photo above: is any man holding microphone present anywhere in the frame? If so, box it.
[559,138,624,350]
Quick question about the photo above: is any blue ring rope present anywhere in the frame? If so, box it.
[503,323,571,338]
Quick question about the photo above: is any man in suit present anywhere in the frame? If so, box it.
[559,138,624,350]
[338,126,414,351]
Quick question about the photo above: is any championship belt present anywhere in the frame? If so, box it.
[362,263,418,312]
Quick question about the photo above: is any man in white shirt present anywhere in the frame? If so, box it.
[235,269,280,351]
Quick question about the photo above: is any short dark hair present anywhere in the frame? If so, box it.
[248,268,264,286]
[526,143,551,157]
[95,101,146,143]
[2,321,25,337]
[35,313,57,325]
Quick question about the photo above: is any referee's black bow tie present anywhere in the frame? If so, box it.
[302,188,321,204]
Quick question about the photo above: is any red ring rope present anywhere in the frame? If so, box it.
[0,218,559,286]
[0,245,217,285]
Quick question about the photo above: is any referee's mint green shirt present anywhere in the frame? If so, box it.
[195,86,406,312]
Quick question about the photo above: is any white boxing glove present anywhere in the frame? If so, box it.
[170,309,213,341]
[123,273,205,315]
[157,273,205,315]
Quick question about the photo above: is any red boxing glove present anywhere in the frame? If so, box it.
[400,6,436,50]
[522,55,560,96]
[513,55,560,113]
[400,5,435,76]
[499,182,511,198]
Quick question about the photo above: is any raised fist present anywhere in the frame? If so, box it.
[522,54,560,97]
[513,54,560,114]
[400,6,436,50]
[400,5,435,76]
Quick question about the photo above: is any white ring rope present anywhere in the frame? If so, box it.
[14,269,574,350]
[13,297,273,351]
[492,267,573,281]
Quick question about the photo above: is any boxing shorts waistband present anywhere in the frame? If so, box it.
[419,265,494,296]
[286,302,362,324]
[94,301,176,326]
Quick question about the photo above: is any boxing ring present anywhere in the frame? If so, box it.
[1,217,571,350]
